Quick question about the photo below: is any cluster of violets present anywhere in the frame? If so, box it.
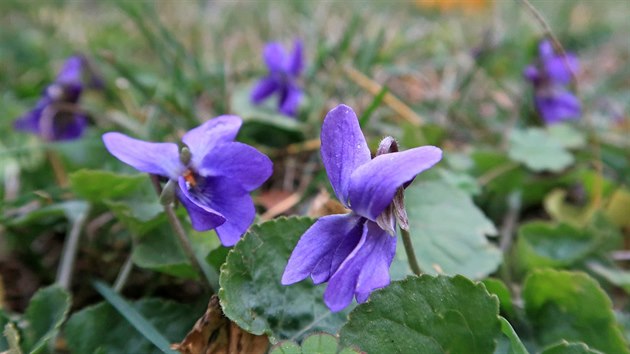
[524,39,581,124]
[14,38,579,311]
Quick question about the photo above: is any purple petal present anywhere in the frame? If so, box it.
[179,176,253,246]
[251,77,279,104]
[182,115,242,169]
[323,220,396,312]
[538,39,555,59]
[354,221,397,303]
[102,132,182,179]
[199,142,272,192]
[311,216,363,284]
[544,54,579,85]
[282,214,362,285]
[523,65,540,83]
[536,90,581,124]
[50,113,87,141]
[288,39,304,76]
[278,84,302,117]
[348,146,442,220]
[14,100,48,135]
[177,177,227,232]
[55,56,84,87]
[263,42,287,72]
[320,104,371,207]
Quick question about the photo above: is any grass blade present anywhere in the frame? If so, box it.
[92,281,177,354]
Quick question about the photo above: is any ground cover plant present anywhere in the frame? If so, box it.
[1,0,629,353]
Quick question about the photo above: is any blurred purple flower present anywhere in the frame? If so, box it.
[14,55,101,141]
[102,116,273,246]
[281,104,442,312]
[251,40,303,117]
[524,39,581,124]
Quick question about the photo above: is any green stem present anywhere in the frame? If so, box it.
[400,228,422,276]
[163,204,214,292]
[150,175,215,293]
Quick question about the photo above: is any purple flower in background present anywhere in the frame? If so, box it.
[524,39,581,124]
[103,116,273,246]
[14,55,101,141]
[251,40,303,117]
[281,104,442,311]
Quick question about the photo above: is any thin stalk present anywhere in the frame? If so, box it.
[113,254,134,293]
[149,175,215,293]
[47,150,68,187]
[56,207,90,290]
[400,228,422,276]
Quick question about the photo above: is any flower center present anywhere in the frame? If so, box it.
[183,169,197,189]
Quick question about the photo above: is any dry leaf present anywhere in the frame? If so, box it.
[171,295,268,354]
[307,188,350,217]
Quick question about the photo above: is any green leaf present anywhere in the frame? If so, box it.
[91,281,178,354]
[523,269,629,353]
[483,278,515,318]
[65,298,202,354]
[339,275,501,353]
[131,222,220,279]
[540,341,603,354]
[508,128,574,172]
[497,317,530,354]
[587,262,630,294]
[22,285,71,354]
[516,222,597,270]
[271,333,361,354]
[546,123,586,149]
[68,169,148,202]
[219,217,350,340]
[390,180,501,280]
[8,201,89,226]
[270,341,302,354]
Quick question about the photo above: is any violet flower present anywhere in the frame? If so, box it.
[14,55,100,141]
[102,116,273,246]
[524,39,581,124]
[281,104,442,311]
[251,40,303,117]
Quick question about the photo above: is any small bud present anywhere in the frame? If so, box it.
[179,146,192,166]
[159,179,177,206]
[376,137,398,156]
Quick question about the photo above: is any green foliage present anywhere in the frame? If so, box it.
[65,298,200,354]
[21,285,71,354]
[516,222,598,270]
[390,180,501,280]
[483,278,515,318]
[270,333,360,354]
[540,341,603,354]
[523,270,629,353]
[219,217,350,340]
[339,275,501,353]
[68,169,148,202]
[508,128,574,172]
[497,317,530,354]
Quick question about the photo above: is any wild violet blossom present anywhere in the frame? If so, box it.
[282,104,442,311]
[251,40,303,117]
[524,39,581,124]
[102,116,273,246]
[14,55,101,141]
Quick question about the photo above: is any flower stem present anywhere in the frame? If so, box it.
[163,205,215,292]
[56,206,90,290]
[149,175,215,293]
[400,228,422,276]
